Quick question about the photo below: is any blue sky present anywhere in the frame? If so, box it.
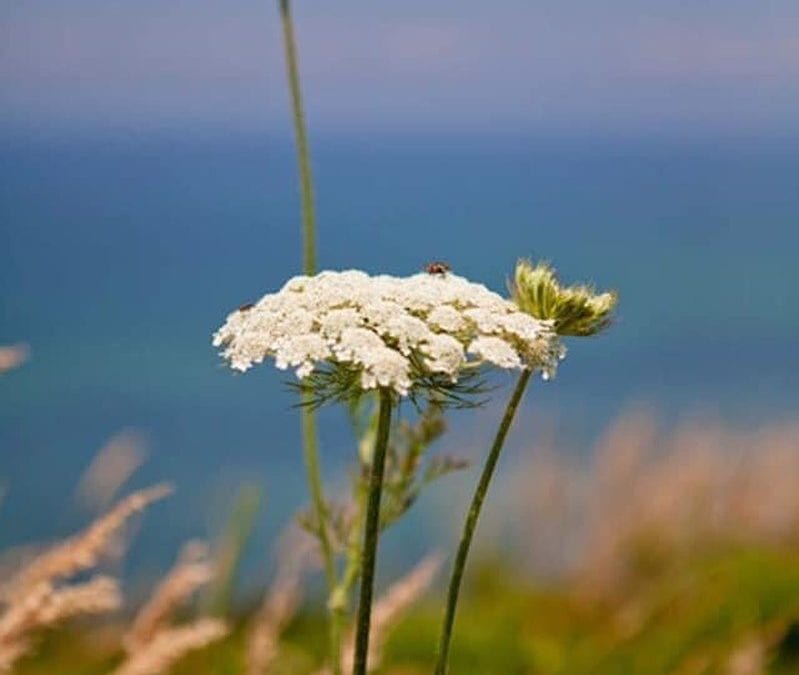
[2,0,799,135]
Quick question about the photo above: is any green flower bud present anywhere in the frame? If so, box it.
[511,260,618,337]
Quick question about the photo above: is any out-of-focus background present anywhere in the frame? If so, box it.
[2,2,799,672]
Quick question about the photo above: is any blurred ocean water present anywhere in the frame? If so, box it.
[1,132,797,568]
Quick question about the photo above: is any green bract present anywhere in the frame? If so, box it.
[511,260,618,337]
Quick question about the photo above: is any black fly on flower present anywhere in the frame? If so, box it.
[425,261,451,276]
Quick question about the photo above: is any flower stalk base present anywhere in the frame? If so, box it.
[352,388,393,675]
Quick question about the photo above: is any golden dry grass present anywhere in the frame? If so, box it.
[509,411,799,596]
[0,345,28,375]
[111,619,228,675]
[246,529,316,675]
[124,541,214,653]
[0,486,171,670]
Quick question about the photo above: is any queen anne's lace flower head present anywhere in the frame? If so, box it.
[213,270,562,397]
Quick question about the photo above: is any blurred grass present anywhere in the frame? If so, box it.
[8,413,799,674]
[14,546,799,673]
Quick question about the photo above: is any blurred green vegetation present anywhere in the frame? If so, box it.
[7,414,799,674]
[15,544,799,674]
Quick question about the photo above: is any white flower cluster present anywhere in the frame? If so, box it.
[213,270,562,396]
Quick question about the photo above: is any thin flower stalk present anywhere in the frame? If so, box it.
[302,408,339,668]
[279,0,317,275]
[352,388,393,675]
[434,260,617,674]
[434,369,532,674]
[328,477,367,649]
[341,553,442,673]
[277,1,338,667]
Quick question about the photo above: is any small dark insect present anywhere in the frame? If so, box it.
[425,261,451,275]
[238,302,255,312]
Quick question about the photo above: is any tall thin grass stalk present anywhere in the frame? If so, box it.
[111,619,228,675]
[124,541,213,653]
[434,369,532,674]
[206,484,262,616]
[246,530,314,675]
[352,388,393,675]
[277,1,339,670]
[3,484,172,602]
[279,0,316,275]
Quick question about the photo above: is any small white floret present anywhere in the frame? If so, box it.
[467,336,522,369]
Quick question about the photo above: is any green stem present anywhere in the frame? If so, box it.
[278,1,336,671]
[300,404,339,667]
[352,389,393,675]
[279,0,317,276]
[434,368,533,675]
[328,477,367,671]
